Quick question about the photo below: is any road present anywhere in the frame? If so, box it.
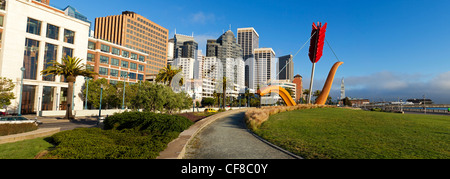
[184,112,296,159]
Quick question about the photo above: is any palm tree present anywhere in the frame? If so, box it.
[41,56,97,120]
[156,64,183,86]
[222,77,227,109]
[303,89,310,104]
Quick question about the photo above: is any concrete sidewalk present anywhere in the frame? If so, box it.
[157,108,250,159]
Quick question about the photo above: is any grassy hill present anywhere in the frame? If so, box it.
[254,108,449,159]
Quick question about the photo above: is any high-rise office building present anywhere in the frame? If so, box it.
[94,11,169,75]
[278,54,294,81]
[246,48,277,90]
[206,30,242,60]
[237,27,259,60]
[173,34,197,59]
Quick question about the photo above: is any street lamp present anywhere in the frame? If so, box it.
[122,74,128,110]
[18,67,25,116]
[99,84,104,117]
[84,77,90,110]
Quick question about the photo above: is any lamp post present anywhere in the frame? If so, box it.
[99,84,103,117]
[18,67,25,116]
[122,74,128,110]
[72,81,75,110]
[84,77,90,110]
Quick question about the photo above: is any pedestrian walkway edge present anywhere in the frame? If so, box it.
[157,108,250,159]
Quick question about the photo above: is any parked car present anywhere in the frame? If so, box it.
[0,116,42,126]
[0,109,7,116]
[205,108,218,113]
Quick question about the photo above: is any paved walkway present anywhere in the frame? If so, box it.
[184,111,296,159]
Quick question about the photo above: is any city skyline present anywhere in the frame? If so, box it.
[49,0,450,103]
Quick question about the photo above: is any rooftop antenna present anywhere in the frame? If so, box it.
[192,32,194,37]
[174,28,177,35]
[229,24,232,31]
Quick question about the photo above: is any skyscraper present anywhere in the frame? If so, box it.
[252,48,277,89]
[173,34,197,59]
[237,27,259,60]
[206,30,242,60]
[278,54,294,81]
[94,11,169,75]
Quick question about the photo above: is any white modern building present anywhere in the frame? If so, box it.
[246,48,277,91]
[0,0,90,114]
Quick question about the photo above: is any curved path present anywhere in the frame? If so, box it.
[184,111,295,159]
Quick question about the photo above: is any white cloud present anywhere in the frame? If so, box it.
[318,71,450,104]
[190,12,215,24]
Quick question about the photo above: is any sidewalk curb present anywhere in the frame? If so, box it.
[0,128,61,145]
[157,108,250,159]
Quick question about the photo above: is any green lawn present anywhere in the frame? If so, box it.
[254,108,450,159]
[0,137,53,159]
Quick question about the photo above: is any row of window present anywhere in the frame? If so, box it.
[23,38,73,81]
[96,66,144,80]
[87,53,145,71]
[89,41,146,62]
[26,18,75,44]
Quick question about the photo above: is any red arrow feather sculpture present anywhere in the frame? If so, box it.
[307,22,328,104]
[309,22,327,63]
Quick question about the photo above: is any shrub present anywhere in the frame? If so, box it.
[103,111,193,135]
[44,112,194,159]
[0,123,38,136]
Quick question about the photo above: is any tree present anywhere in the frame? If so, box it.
[41,56,97,119]
[201,98,214,107]
[0,77,15,113]
[156,64,183,86]
[303,89,310,103]
[343,97,352,107]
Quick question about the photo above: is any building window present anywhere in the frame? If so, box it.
[139,55,145,62]
[99,67,108,76]
[131,53,138,60]
[130,62,137,70]
[0,15,4,27]
[43,43,58,81]
[21,85,37,114]
[121,61,129,68]
[120,71,128,78]
[26,18,42,35]
[122,51,129,58]
[138,74,144,81]
[23,38,40,80]
[46,24,59,40]
[88,41,95,50]
[138,64,144,71]
[100,56,109,64]
[87,53,95,62]
[64,29,75,44]
[0,0,5,10]
[110,80,118,85]
[41,86,55,111]
[100,44,110,53]
[62,47,73,58]
[129,73,136,80]
[111,58,119,66]
[110,69,119,77]
[112,47,120,55]
[86,64,94,72]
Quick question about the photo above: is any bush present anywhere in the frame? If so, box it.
[103,111,193,135]
[43,112,193,159]
[0,123,38,136]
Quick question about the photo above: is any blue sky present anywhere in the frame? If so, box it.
[52,0,450,103]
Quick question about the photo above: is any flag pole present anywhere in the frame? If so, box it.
[308,63,316,104]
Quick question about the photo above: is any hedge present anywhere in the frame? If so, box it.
[44,112,193,159]
[0,123,38,136]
